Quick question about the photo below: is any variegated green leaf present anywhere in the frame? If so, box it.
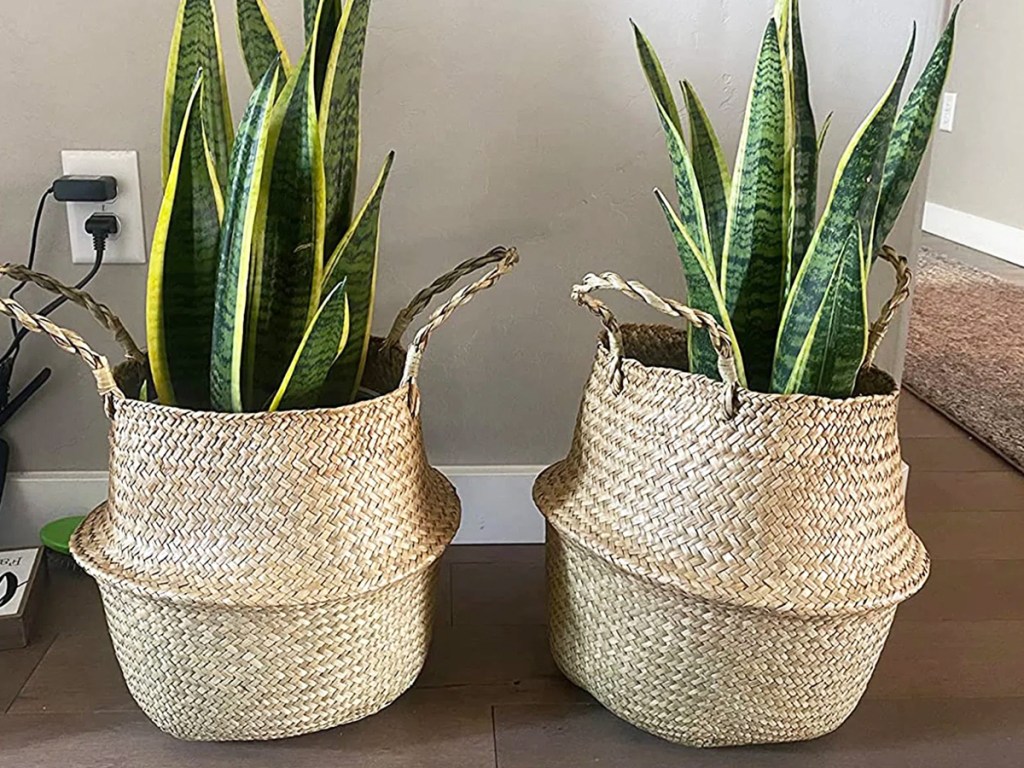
[781,0,819,280]
[163,0,232,185]
[147,72,223,409]
[304,0,317,40]
[774,0,791,47]
[209,63,280,412]
[236,0,291,87]
[633,22,713,266]
[631,20,682,134]
[773,36,916,395]
[720,21,787,392]
[783,230,869,397]
[303,0,339,41]
[682,81,731,274]
[319,152,394,404]
[875,7,960,249]
[817,111,834,156]
[245,44,326,408]
[320,0,374,253]
[310,0,343,112]
[655,189,746,386]
[269,279,350,411]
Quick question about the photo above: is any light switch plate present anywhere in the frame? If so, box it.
[61,150,147,264]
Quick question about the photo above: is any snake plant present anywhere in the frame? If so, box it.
[636,0,960,397]
[147,0,390,412]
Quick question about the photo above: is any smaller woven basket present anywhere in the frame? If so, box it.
[533,252,928,747]
[0,247,518,741]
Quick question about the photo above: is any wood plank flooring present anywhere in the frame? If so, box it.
[1,393,1021,766]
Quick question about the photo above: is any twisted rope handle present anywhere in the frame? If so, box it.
[0,263,146,364]
[863,246,913,370]
[0,297,123,415]
[393,246,520,390]
[384,246,518,349]
[572,272,740,418]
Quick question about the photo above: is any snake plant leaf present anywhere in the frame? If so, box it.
[245,44,326,408]
[309,0,343,113]
[655,189,746,386]
[268,279,350,411]
[774,0,791,48]
[633,23,713,264]
[817,111,834,156]
[163,0,233,185]
[720,20,787,392]
[304,0,340,41]
[773,35,915,396]
[304,0,318,40]
[682,81,731,274]
[319,152,394,404]
[781,0,819,281]
[147,72,223,409]
[782,229,869,398]
[210,62,280,413]
[631,20,682,134]
[875,7,960,250]
[320,0,373,253]
[235,0,292,87]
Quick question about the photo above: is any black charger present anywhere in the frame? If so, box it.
[2,174,122,380]
[52,175,118,203]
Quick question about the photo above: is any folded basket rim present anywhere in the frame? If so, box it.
[71,483,460,610]
[604,324,901,408]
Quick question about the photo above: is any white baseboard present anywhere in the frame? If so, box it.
[923,202,1024,268]
[0,467,547,550]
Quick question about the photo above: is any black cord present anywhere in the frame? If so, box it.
[1,211,116,367]
[6,186,54,362]
[1,235,108,364]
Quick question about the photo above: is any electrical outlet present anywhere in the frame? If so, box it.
[61,150,146,264]
[940,92,958,132]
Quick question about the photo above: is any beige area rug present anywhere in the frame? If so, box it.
[905,250,1024,472]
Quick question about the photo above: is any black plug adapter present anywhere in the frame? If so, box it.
[84,212,120,258]
[52,175,118,203]
[84,212,120,239]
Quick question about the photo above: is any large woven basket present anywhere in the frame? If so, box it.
[533,253,929,747]
[0,247,517,741]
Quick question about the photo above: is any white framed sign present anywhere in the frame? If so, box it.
[0,548,43,618]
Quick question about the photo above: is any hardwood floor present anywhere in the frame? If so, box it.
[1,392,1021,766]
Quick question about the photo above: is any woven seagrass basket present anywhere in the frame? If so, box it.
[533,251,929,748]
[0,247,517,741]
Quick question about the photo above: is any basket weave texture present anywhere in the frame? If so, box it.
[0,247,518,741]
[533,265,928,747]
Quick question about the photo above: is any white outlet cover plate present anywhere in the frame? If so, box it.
[61,150,147,264]
[939,92,957,132]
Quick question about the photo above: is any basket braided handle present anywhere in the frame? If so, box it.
[572,272,739,418]
[0,296,123,414]
[0,263,146,364]
[387,246,520,388]
[863,246,912,370]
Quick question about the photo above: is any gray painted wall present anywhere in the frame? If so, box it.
[0,0,944,471]
[927,0,1023,229]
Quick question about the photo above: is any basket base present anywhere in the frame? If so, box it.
[145,661,425,742]
[96,563,442,741]
[546,526,895,748]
